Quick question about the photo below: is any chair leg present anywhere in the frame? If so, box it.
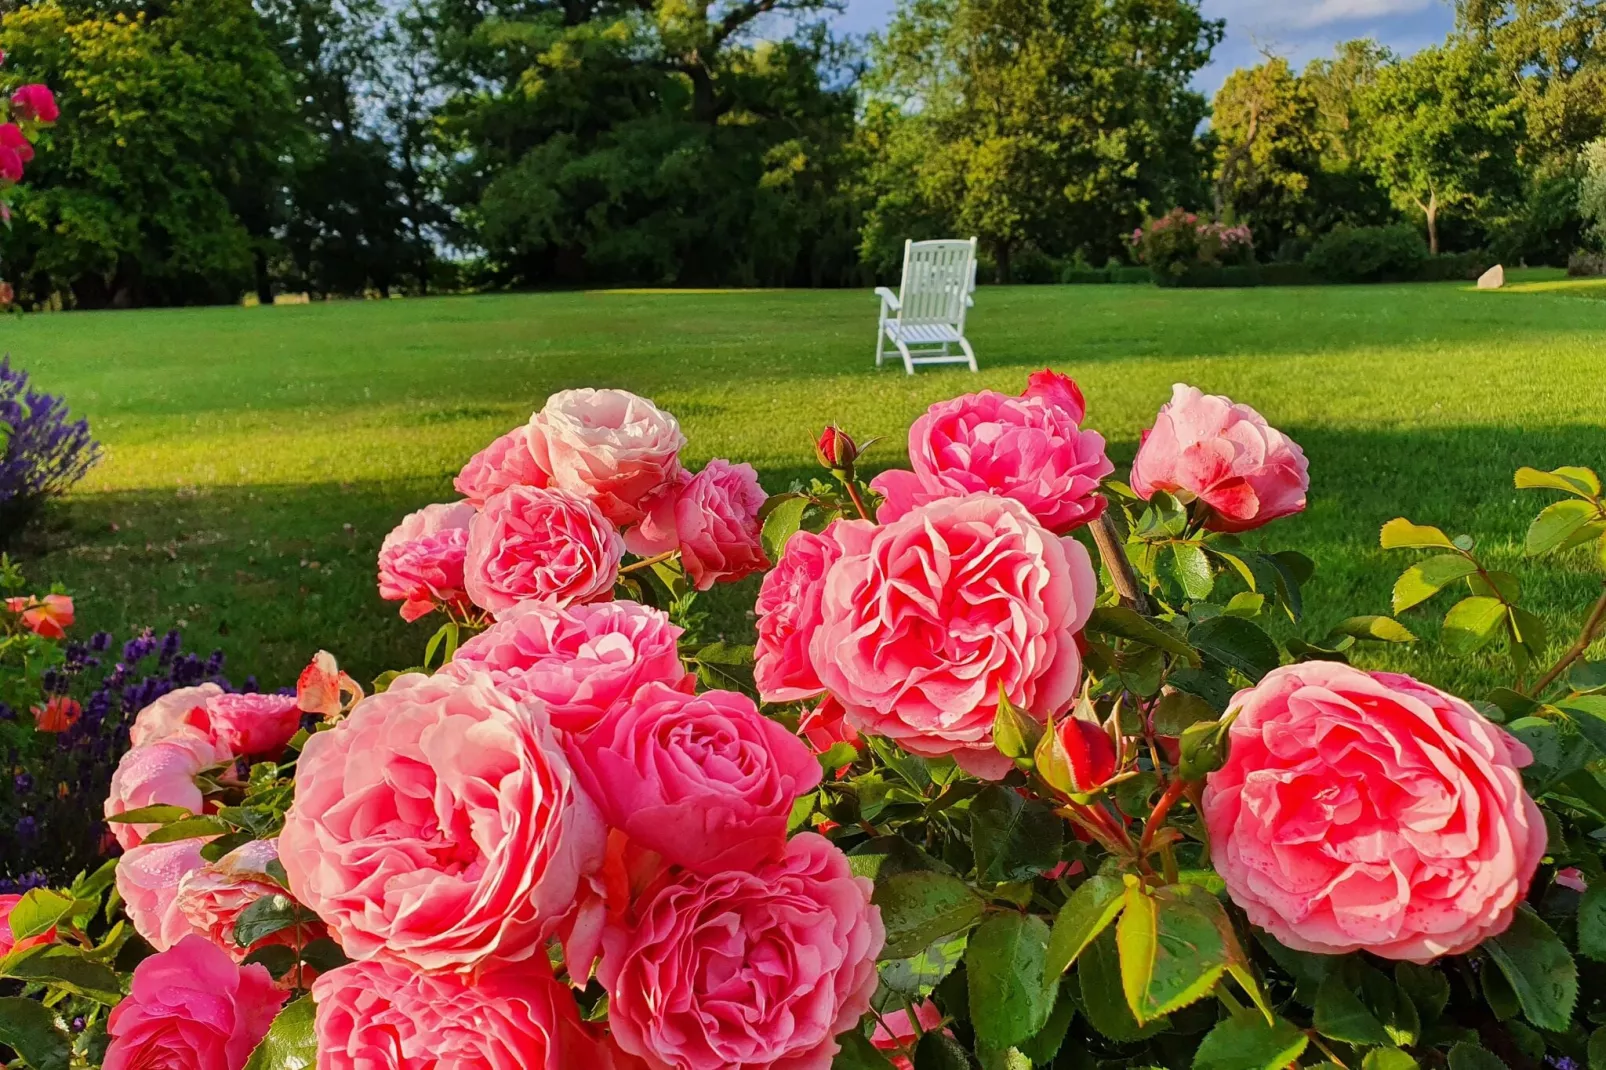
[895,339,916,375]
[958,337,977,373]
[874,329,884,368]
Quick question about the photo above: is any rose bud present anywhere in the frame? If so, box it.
[1056,716,1117,794]
[815,425,859,472]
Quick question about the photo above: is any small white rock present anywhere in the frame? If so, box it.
[1477,264,1505,289]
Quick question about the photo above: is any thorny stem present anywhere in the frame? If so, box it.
[620,550,679,574]
[840,476,872,522]
[1529,586,1606,698]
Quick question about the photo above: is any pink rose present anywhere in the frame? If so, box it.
[279,671,605,972]
[625,459,768,590]
[601,833,882,1070]
[531,388,685,525]
[1130,383,1309,532]
[312,957,596,1068]
[377,500,476,622]
[104,936,284,1070]
[754,526,843,702]
[177,839,324,969]
[812,495,1096,779]
[1023,368,1087,422]
[117,840,208,951]
[0,145,21,183]
[0,894,56,956]
[567,683,822,874]
[444,599,691,734]
[0,123,33,166]
[871,386,1113,533]
[455,423,550,505]
[465,485,624,616]
[800,694,859,757]
[1202,661,1546,963]
[10,85,59,124]
[872,1001,947,1070]
[128,683,225,748]
[105,735,228,850]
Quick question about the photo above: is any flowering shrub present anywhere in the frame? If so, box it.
[0,357,101,542]
[0,57,57,309]
[9,377,1606,1070]
[1132,208,1255,281]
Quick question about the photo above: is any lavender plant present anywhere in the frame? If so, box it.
[0,356,101,543]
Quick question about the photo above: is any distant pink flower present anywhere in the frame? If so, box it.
[625,459,768,590]
[377,500,476,622]
[1131,384,1309,532]
[601,833,882,1070]
[754,525,842,702]
[104,936,284,1070]
[0,123,33,165]
[117,840,208,952]
[813,495,1096,779]
[177,839,324,971]
[456,424,550,505]
[279,671,605,972]
[1023,368,1086,422]
[313,957,596,1069]
[567,682,821,875]
[10,85,58,124]
[531,388,685,525]
[465,485,623,615]
[0,894,56,956]
[871,384,1112,533]
[445,598,690,734]
[105,735,228,850]
[873,1001,947,1070]
[0,144,22,183]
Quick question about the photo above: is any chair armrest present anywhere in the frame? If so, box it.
[874,286,901,312]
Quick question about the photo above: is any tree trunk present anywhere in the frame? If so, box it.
[1423,190,1439,255]
[255,248,273,306]
[995,240,1012,284]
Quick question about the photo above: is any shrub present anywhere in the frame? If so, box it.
[1581,138,1606,249]
[1157,264,1262,288]
[0,357,102,542]
[1130,208,1255,282]
[1569,250,1606,276]
[1418,249,1492,281]
[1259,261,1316,286]
[1305,223,1430,282]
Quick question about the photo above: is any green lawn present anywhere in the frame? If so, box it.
[4,274,1604,695]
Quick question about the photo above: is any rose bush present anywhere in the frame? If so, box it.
[10,377,1606,1070]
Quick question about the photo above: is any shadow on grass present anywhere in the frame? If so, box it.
[14,419,1604,696]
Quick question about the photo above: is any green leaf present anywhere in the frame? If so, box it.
[761,495,810,562]
[817,742,859,773]
[970,785,1065,884]
[1483,905,1578,1031]
[832,1030,896,1069]
[1395,962,1449,1022]
[913,1031,971,1070]
[243,996,318,1070]
[1178,719,1230,780]
[1380,518,1456,550]
[233,895,305,949]
[1589,1026,1606,1070]
[1579,885,1606,963]
[1018,990,1077,1066]
[873,872,986,959]
[1441,596,1508,656]
[141,815,234,844]
[1527,498,1603,556]
[1559,697,1606,757]
[104,803,194,824]
[992,689,1043,762]
[1,944,124,1004]
[298,937,350,975]
[1448,1042,1509,1070]
[1222,591,1265,618]
[1116,881,1227,1023]
[1085,606,1200,666]
[1164,542,1215,600]
[1189,616,1279,680]
[1334,615,1417,643]
[1314,973,1390,1046]
[1361,1051,1418,1070]
[1192,1013,1308,1070]
[879,931,968,1001]
[1079,928,1166,1042]
[1169,667,1236,709]
[1045,874,1126,980]
[0,996,72,1070]
[1392,554,1479,613]
[1151,691,1217,736]
[967,912,1056,1049]
[7,889,75,941]
[1516,465,1601,497]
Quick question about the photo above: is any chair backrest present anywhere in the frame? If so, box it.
[896,238,977,326]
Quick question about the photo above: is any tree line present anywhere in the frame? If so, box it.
[0,0,1601,307]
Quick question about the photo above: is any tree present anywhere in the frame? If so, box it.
[1358,43,1525,253]
[861,0,1221,278]
[1210,57,1322,252]
[1581,138,1606,248]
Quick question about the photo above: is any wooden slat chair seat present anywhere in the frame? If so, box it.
[873,237,980,374]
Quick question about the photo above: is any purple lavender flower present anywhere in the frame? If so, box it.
[13,772,31,794]
[0,357,101,541]
[89,631,111,652]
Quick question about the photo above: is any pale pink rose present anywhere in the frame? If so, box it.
[105,735,228,850]
[117,840,209,951]
[1130,383,1309,532]
[754,525,843,702]
[567,683,822,874]
[870,386,1113,533]
[531,388,686,525]
[456,423,551,505]
[129,683,226,748]
[377,501,477,622]
[601,833,882,1070]
[177,839,324,968]
[1203,662,1546,963]
[873,1001,947,1070]
[0,894,56,956]
[625,459,768,590]
[104,936,284,1070]
[312,957,597,1068]
[465,485,624,616]
[444,599,691,734]
[279,671,605,972]
[812,496,1096,780]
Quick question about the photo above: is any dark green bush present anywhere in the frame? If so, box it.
[1417,251,1491,281]
[1057,265,1152,285]
[1155,264,1262,288]
[1305,224,1429,283]
[1568,251,1606,276]
[1259,262,1316,286]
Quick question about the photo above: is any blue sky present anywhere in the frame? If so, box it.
[822,0,1456,94]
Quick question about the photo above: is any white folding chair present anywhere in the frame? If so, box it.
[874,237,980,374]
